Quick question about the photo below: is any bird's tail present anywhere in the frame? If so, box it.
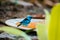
[17,23,21,27]
[16,22,22,27]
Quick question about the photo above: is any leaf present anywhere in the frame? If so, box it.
[48,3,60,40]
[0,26,31,40]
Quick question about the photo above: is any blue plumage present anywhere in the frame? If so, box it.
[17,15,32,27]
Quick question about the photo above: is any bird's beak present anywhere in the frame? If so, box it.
[16,22,20,27]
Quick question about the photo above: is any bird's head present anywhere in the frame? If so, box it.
[26,15,32,20]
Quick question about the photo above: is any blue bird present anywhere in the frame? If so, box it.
[16,15,32,27]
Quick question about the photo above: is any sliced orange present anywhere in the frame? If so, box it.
[27,22,36,29]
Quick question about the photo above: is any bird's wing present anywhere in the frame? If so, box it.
[20,18,28,23]
[17,18,29,27]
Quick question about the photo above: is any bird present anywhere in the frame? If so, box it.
[16,15,32,27]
